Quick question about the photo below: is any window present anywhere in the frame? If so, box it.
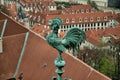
[81,9,84,13]
[97,17,100,21]
[71,18,75,23]
[91,9,94,12]
[78,18,82,22]
[86,9,89,13]
[104,16,107,21]
[84,17,87,22]
[76,10,79,14]
[90,17,93,22]
[72,10,74,14]
[62,11,65,14]
[66,19,69,23]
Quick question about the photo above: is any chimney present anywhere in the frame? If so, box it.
[0,37,3,53]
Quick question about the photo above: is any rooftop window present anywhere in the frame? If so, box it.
[66,19,69,23]
[104,16,107,21]
[84,17,87,22]
[71,18,75,23]
[86,9,89,13]
[97,17,100,21]
[90,17,93,22]
[81,9,84,13]
[78,18,82,22]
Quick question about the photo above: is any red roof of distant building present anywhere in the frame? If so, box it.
[45,12,113,25]
[86,24,120,46]
[4,4,17,17]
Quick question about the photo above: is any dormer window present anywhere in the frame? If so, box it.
[86,9,89,13]
[90,17,93,22]
[62,11,65,14]
[66,19,69,23]
[76,10,79,14]
[81,9,84,13]
[72,10,74,14]
[48,20,52,25]
[91,9,94,13]
[84,17,87,22]
[71,18,75,23]
[78,18,82,22]
[97,17,100,21]
[104,16,107,21]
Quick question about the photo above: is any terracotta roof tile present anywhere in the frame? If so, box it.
[86,24,120,46]
[0,33,26,74]
[32,24,51,37]
[4,4,17,17]
[0,12,28,36]
[45,12,113,25]
[0,12,111,80]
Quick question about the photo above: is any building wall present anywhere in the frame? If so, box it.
[54,0,108,7]
[0,0,4,4]
[59,22,110,32]
[54,0,71,3]
[76,0,87,5]
[91,0,108,7]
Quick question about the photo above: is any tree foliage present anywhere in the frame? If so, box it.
[98,54,115,78]
[87,0,99,11]
[78,48,116,78]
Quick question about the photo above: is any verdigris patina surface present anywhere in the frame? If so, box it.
[46,18,86,80]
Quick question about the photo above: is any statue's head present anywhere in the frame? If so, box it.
[49,18,62,33]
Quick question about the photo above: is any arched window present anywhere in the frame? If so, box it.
[66,19,69,23]
[78,18,82,22]
[71,18,75,23]
[84,17,87,22]
[86,9,89,13]
[104,16,107,21]
[97,17,100,21]
[90,17,93,22]
[81,9,84,13]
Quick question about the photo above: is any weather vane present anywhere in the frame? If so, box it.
[46,18,86,80]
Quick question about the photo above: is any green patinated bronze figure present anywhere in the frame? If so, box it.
[46,18,86,80]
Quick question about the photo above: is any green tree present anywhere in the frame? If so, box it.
[87,0,99,11]
[87,0,91,4]
[98,54,115,78]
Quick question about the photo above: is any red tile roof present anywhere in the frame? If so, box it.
[0,33,26,74]
[0,10,111,80]
[0,31,111,80]
[86,24,120,46]
[32,24,51,37]
[19,0,56,6]
[0,12,28,36]
[61,4,94,14]
[45,12,113,25]
[4,4,17,17]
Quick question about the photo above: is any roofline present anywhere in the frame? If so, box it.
[0,12,29,31]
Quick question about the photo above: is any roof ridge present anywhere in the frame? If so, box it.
[29,30,46,40]
[65,52,111,80]
[0,12,28,30]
